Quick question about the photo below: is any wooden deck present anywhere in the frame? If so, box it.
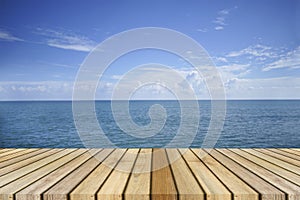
[0,148,299,200]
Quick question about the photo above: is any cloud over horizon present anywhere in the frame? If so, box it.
[263,46,300,71]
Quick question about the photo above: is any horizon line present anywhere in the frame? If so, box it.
[1,99,300,102]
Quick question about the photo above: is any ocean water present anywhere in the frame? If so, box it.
[0,100,299,148]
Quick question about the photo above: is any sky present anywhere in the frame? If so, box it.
[0,0,300,100]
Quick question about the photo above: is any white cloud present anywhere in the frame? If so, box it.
[38,61,77,69]
[184,70,209,98]
[213,7,236,31]
[1,75,299,100]
[214,16,227,26]
[18,85,47,92]
[215,26,224,31]
[213,63,251,90]
[0,30,24,42]
[227,44,275,58]
[214,57,228,63]
[111,75,123,80]
[47,42,93,52]
[0,81,116,100]
[35,28,96,52]
[0,81,74,100]
[196,28,208,33]
[179,62,300,99]
[51,63,76,68]
[131,84,175,100]
[263,46,300,71]
[219,64,250,73]
[1,60,299,100]
[224,77,300,99]
[175,66,300,99]
[219,9,230,15]
[109,66,198,99]
[198,7,236,33]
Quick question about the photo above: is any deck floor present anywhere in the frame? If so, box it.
[0,148,299,200]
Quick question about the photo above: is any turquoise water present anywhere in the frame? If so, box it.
[0,100,299,148]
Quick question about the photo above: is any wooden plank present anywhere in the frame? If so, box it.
[0,149,64,177]
[0,148,298,200]
[0,149,27,161]
[210,149,285,200]
[192,149,258,200]
[97,149,139,200]
[70,149,125,200]
[0,149,72,187]
[16,149,101,200]
[290,148,300,152]
[0,149,15,154]
[234,149,300,186]
[255,149,300,167]
[269,149,300,161]
[0,149,50,169]
[44,149,125,200]
[151,149,177,200]
[0,149,86,200]
[179,149,231,200]
[0,149,38,163]
[242,149,300,176]
[280,149,300,157]
[166,149,204,200]
[125,149,152,200]
[221,149,300,200]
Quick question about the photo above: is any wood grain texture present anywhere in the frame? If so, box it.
[243,149,300,176]
[43,149,110,200]
[70,149,123,200]
[0,149,27,161]
[125,149,152,200]
[276,149,300,160]
[0,149,38,163]
[0,148,298,200]
[179,149,231,200]
[211,149,285,200]
[0,149,50,169]
[166,149,204,200]
[224,149,300,200]
[290,148,300,152]
[0,149,15,154]
[0,149,71,187]
[192,149,258,200]
[97,149,139,200]
[0,149,84,200]
[0,149,61,176]
[238,150,300,185]
[16,149,101,200]
[255,148,300,167]
[151,149,177,200]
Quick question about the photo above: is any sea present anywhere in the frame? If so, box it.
[0,100,299,148]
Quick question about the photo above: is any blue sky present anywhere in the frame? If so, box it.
[0,0,299,100]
